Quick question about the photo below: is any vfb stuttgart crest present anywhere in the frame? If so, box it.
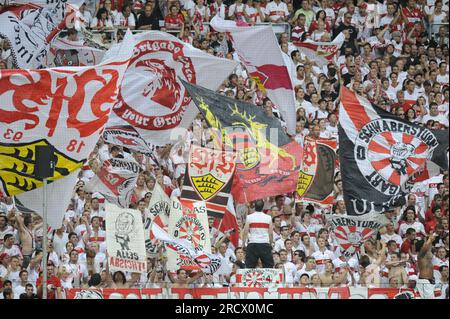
[113,39,196,131]
[188,145,236,200]
[354,119,438,196]
[297,138,317,197]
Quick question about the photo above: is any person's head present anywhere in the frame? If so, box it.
[69,249,79,263]
[285,239,293,251]
[68,232,78,245]
[404,206,416,222]
[272,215,282,228]
[406,227,416,241]
[254,199,265,212]
[389,276,399,288]
[2,287,13,299]
[96,7,108,20]
[299,273,310,286]
[281,225,290,237]
[311,273,321,286]
[3,232,17,249]
[305,256,316,270]
[387,240,398,253]
[91,216,100,228]
[144,3,154,16]
[113,271,127,284]
[25,283,34,296]
[19,269,28,282]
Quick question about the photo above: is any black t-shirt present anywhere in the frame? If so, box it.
[342,72,355,86]
[136,11,162,30]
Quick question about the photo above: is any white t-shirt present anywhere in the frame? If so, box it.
[247,211,272,244]
[265,1,289,21]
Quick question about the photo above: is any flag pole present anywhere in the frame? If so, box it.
[42,178,48,299]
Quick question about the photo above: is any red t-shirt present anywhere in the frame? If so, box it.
[165,13,184,29]
[36,275,62,299]
[400,239,413,254]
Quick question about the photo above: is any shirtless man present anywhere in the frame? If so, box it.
[169,269,203,288]
[14,211,33,269]
[416,233,437,298]
[386,252,408,287]
[319,261,334,287]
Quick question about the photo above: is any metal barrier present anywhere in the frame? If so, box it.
[82,21,291,47]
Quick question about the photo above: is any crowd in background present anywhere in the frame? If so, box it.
[0,0,448,299]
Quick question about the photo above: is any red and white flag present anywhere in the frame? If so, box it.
[84,158,140,208]
[293,32,345,67]
[151,219,221,274]
[43,36,105,67]
[328,213,388,259]
[210,16,296,135]
[0,0,82,68]
[107,31,238,145]
[213,195,239,249]
[0,31,135,228]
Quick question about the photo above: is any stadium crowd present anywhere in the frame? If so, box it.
[0,0,448,299]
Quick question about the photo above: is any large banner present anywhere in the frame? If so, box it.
[182,81,302,204]
[65,287,419,299]
[84,158,140,208]
[43,36,105,67]
[105,203,147,274]
[0,1,79,68]
[107,31,238,145]
[181,145,237,218]
[297,138,337,205]
[236,269,283,288]
[328,213,388,259]
[0,32,134,228]
[143,183,171,255]
[338,87,448,215]
[167,198,211,271]
[210,16,296,135]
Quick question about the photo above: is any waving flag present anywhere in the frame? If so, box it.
[43,36,105,67]
[84,158,141,208]
[0,32,135,228]
[107,31,238,146]
[182,81,302,204]
[339,87,449,215]
[166,198,211,271]
[102,125,155,160]
[151,217,221,273]
[328,213,388,259]
[210,16,296,135]
[212,195,240,249]
[143,183,171,255]
[297,138,337,205]
[0,0,80,68]
[181,145,237,218]
[293,32,345,67]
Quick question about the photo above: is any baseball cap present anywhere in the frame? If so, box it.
[408,275,418,282]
